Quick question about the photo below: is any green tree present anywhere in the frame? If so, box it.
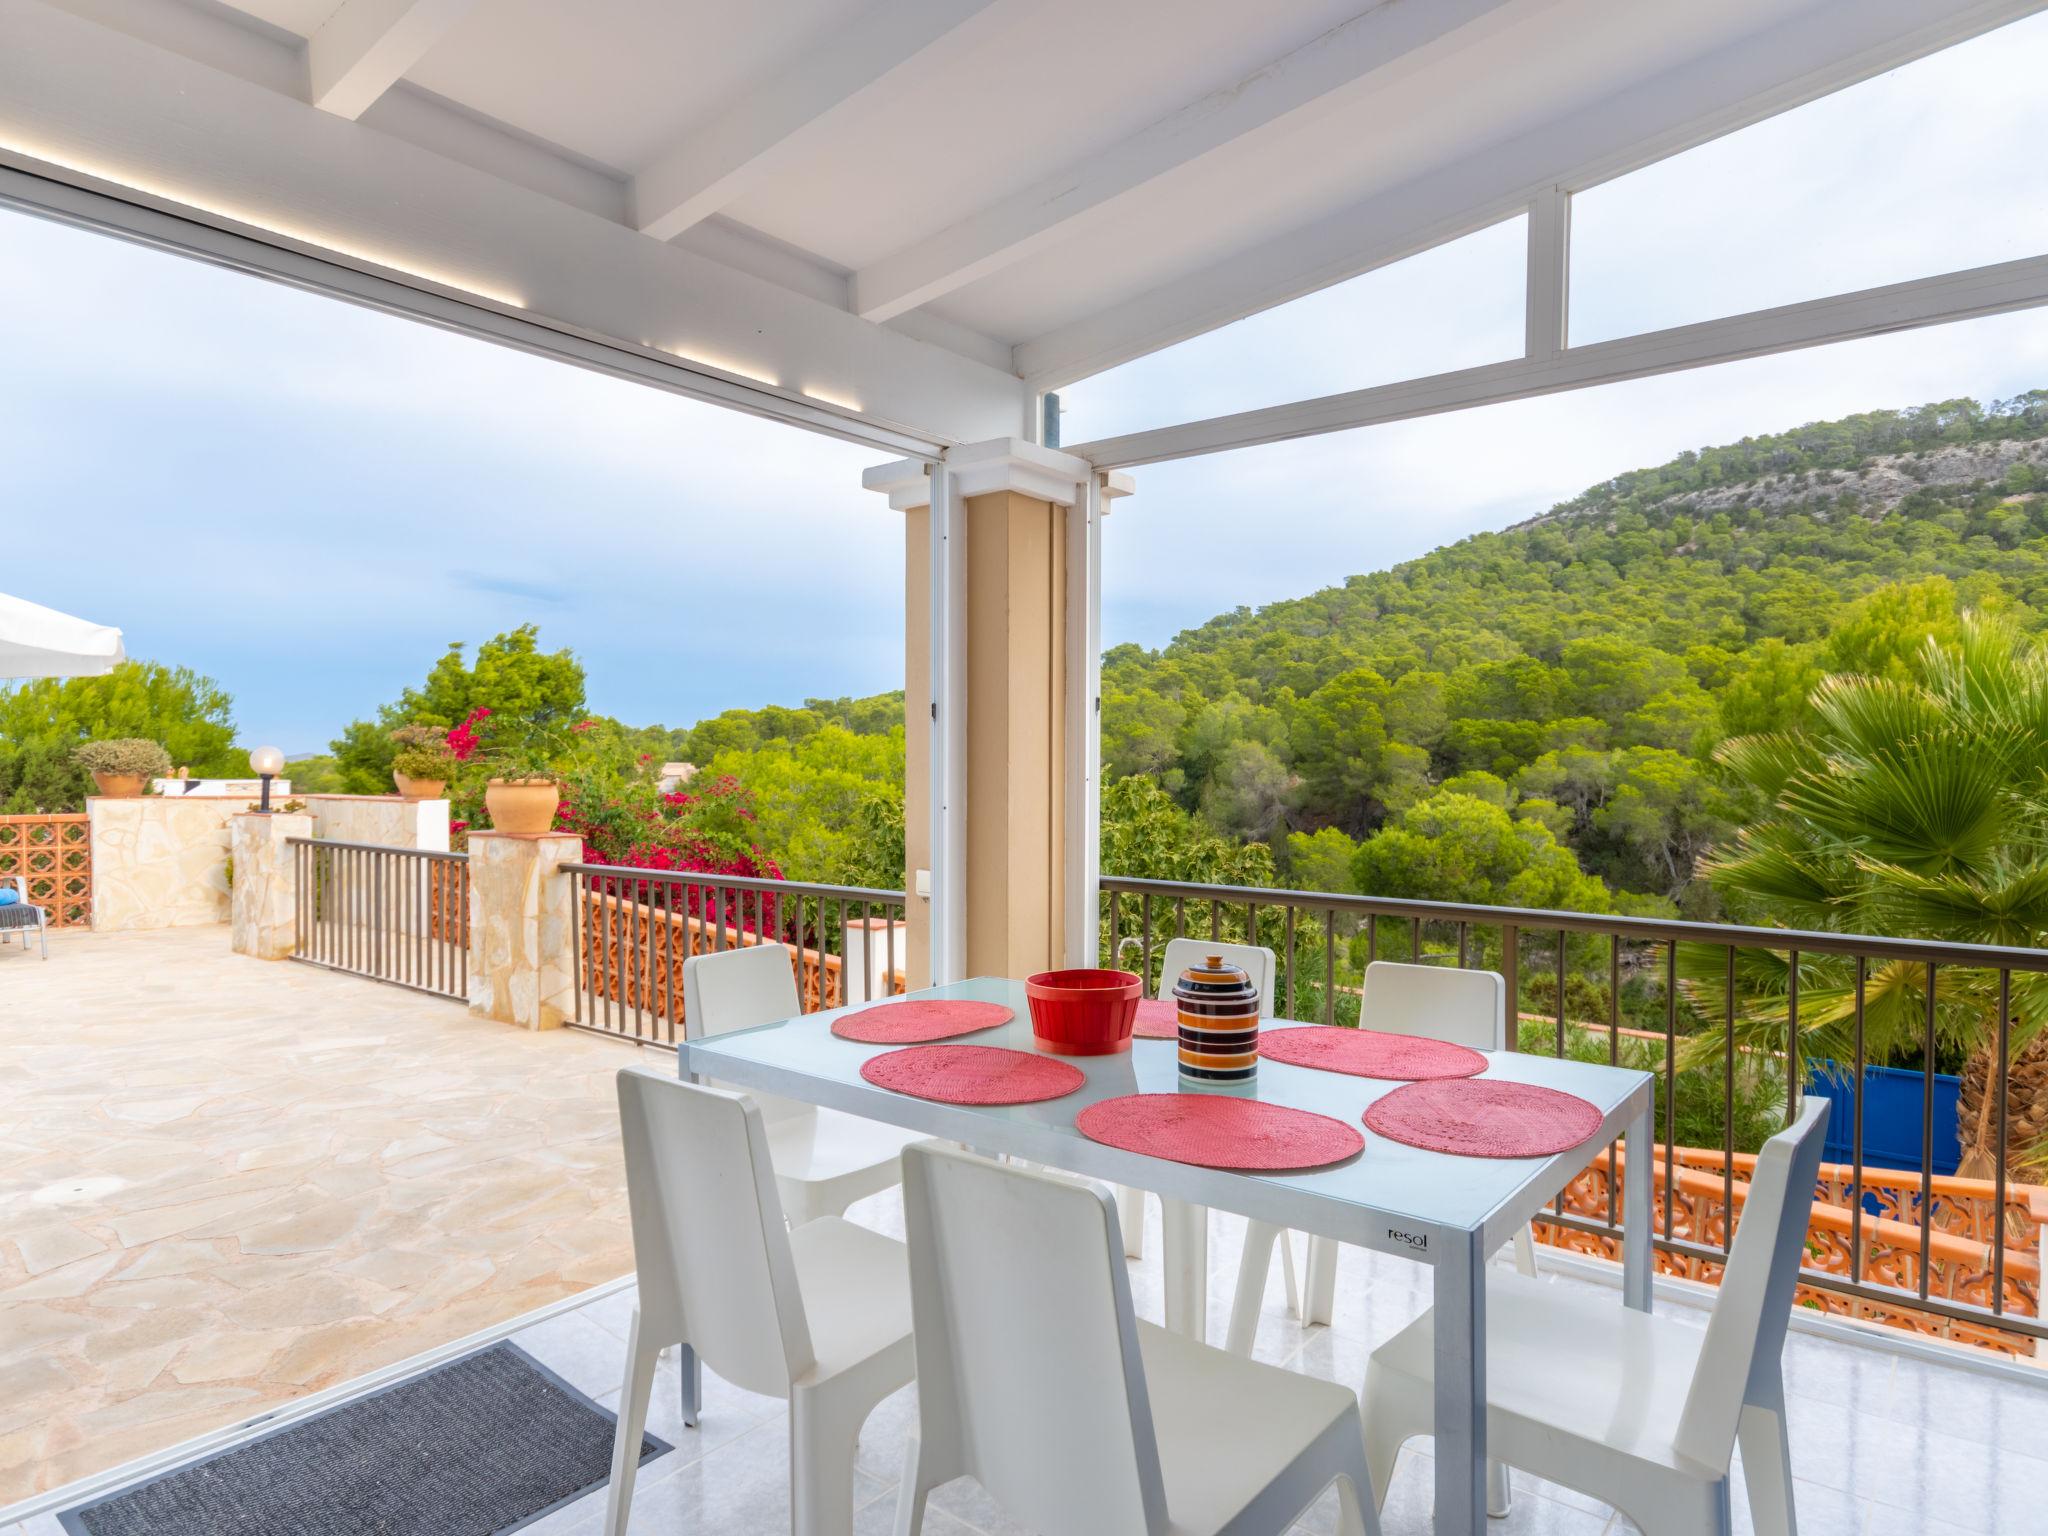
[1283,826,1360,894]
[1286,668,1392,830]
[332,626,585,791]
[1351,789,1613,913]
[0,662,242,812]
[703,724,906,887]
[1699,611,2048,1174]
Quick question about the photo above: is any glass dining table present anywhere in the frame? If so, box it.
[682,975,1657,1536]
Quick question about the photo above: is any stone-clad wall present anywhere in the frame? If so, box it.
[305,796,449,851]
[88,795,258,932]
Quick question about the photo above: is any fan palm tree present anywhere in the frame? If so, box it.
[1690,611,2048,1178]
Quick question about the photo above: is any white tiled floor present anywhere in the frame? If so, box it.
[17,1188,2048,1536]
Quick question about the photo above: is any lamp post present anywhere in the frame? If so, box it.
[250,745,284,812]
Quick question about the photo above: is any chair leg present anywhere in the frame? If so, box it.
[1279,1226,1300,1315]
[1511,1224,1539,1277]
[1226,1220,1282,1355]
[1303,1234,1339,1326]
[1334,1472,1378,1536]
[678,1341,702,1428]
[1160,1198,1208,1343]
[1115,1183,1146,1259]
[791,1382,867,1536]
[1738,1393,1797,1536]
[892,1434,941,1536]
[1359,1369,1405,1516]
[603,1311,662,1536]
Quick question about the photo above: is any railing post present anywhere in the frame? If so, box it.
[230,812,312,959]
[466,831,579,1029]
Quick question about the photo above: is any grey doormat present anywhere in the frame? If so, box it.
[59,1341,669,1536]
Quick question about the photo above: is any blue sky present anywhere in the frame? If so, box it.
[2,12,2045,753]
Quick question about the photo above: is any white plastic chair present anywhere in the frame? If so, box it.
[893,1142,1380,1536]
[604,1068,914,1536]
[1362,1096,1830,1536]
[1114,938,1280,1342]
[683,943,926,1226]
[0,875,48,959]
[1231,961,1538,1350]
[1229,961,1534,1515]
[1238,961,1539,1351]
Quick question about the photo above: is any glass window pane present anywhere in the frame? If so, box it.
[1570,12,2048,347]
[1057,217,1526,446]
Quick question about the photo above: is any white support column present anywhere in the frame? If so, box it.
[928,461,968,984]
[1062,470,1101,968]
[1525,185,1570,359]
[1062,468,1132,967]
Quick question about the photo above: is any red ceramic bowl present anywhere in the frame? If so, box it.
[1025,968,1143,1055]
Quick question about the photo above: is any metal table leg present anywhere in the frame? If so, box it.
[1623,1092,1654,1313]
[1432,1229,1486,1535]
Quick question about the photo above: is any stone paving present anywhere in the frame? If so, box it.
[0,925,645,1503]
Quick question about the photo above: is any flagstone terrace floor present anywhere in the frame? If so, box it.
[0,926,646,1503]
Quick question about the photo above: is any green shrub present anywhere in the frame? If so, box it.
[72,738,171,779]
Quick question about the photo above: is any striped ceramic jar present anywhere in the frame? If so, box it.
[1174,953,1261,1084]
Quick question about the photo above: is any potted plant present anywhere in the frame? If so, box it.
[73,738,171,798]
[473,707,588,836]
[388,724,457,800]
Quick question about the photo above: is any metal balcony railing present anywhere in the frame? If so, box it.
[286,838,470,1001]
[1101,874,2048,1356]
[563,864,909,1047]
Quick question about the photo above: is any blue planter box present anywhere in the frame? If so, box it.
[1810,1061,1962,1178]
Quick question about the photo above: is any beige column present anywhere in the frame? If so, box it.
[870,440,1128,985]
[466,830,578,1029]
[961,485,1068,979]
[230,810,312,959]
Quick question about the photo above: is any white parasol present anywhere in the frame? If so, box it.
[0,592,126,679]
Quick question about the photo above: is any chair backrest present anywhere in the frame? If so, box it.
[682,941,802,1040]
[681,944,809,1119]
[614,1067,814,1399]
[900,1143,1168,1536]
[1672,1096,1830,1469]
[1158,937,1276,1019]
[1360,960,1506,1049]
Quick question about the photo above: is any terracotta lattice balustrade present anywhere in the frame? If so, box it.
[0,812,91,927]
[1536,1147,2046,1356]
[577,887,906,1027]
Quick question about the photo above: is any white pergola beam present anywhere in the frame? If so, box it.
[0,0,1030,447]
[1524,187,1569,359]
[1066,252,2048,468]
[633,0,1004,244]
[308,0,480,120]
[1017,0,2044,390]
[850,0,1533,324]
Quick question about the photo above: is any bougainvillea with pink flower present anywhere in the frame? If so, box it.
[557,768,786,934]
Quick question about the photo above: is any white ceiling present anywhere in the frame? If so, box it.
[11,0,2040,439]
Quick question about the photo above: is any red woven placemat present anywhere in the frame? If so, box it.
[1132,998,1178,1039]
[860,1044,1083,1105]
[1259,1025,1485,1081]
[1364,1079,1603,1158]
[1076,1093,1364,1171]
[832,999,1013,1044]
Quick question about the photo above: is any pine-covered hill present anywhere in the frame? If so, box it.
[679,392,2048,909]
[1099,391,2048,914]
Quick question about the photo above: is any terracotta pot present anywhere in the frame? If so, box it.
[392,770,447,800]
[485,778,560,835]
[90,772,146,798]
